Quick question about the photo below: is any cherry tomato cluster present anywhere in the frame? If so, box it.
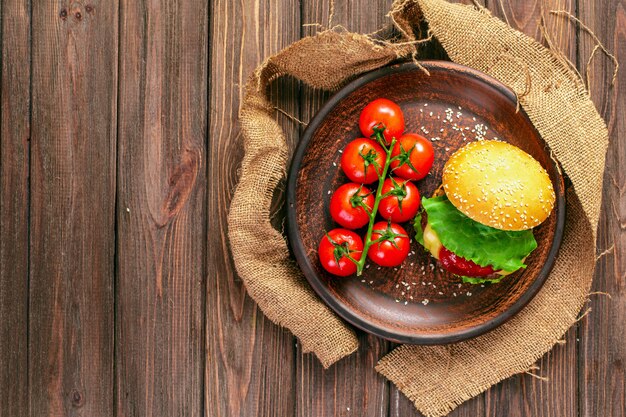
[319,99,435,277]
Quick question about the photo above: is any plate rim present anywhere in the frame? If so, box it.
[286,60,566,344]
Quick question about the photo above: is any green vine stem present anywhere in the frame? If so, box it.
[354,127,397,276]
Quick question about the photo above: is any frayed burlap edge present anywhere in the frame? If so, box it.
[228,30,415,368]
[227,0,609,412]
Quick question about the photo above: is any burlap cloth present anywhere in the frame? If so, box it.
[227,0,609,415]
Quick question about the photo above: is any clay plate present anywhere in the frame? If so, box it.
[286,61,565,344]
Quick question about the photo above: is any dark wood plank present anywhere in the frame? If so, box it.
[29,1,117,415]
[205,1,299,416]
[296,2,392,417]
[578,0,626,416]
[0,0,30,415]
[115,0,208,415]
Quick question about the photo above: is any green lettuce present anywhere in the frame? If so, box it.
[413,212,424,246]
[419,196,537,272]
[461,276,505,285]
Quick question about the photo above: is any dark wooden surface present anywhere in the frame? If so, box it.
[0,0,623,416]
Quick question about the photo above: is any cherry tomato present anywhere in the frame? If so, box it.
[390,133,435,181]
[367,222,410,267]
[329,183,374,229]
[378,177,420,223]
[439,247,495,277]
[359,98,405,145]
[341,138,386,184]
[318,229,364,277]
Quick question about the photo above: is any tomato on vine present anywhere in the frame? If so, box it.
[329,183,374,229]
[378,177,420,223]
[367,221,410,267]
[318,229,364,276]
[390,133,434,181]
[341,138,386,184]
[359,98,405,145]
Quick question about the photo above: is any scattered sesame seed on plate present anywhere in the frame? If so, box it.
[438,291,443,295]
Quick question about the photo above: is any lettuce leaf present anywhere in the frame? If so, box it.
[461,276,505,285]
[421,196,537,272]
[413,212,424,246]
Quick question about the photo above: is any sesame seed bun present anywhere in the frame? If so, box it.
[442,140,555,231]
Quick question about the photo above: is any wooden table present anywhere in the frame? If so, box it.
[0,0,623,416]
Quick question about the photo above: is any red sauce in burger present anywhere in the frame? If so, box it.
[438,247,495,277]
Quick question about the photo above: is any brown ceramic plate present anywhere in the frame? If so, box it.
[286,61,565,344]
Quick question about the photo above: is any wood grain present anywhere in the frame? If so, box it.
[578,0,626,416]
[115,0,208,415]
[205,0,299,416]
[0,0,621,416]
[0,0,30,416]
[29,1,117,415]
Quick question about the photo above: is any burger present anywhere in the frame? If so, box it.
[414,140,556,284]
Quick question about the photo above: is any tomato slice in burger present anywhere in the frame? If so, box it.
[438,247,495,277]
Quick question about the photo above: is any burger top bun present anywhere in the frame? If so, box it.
[442,140,555,231]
